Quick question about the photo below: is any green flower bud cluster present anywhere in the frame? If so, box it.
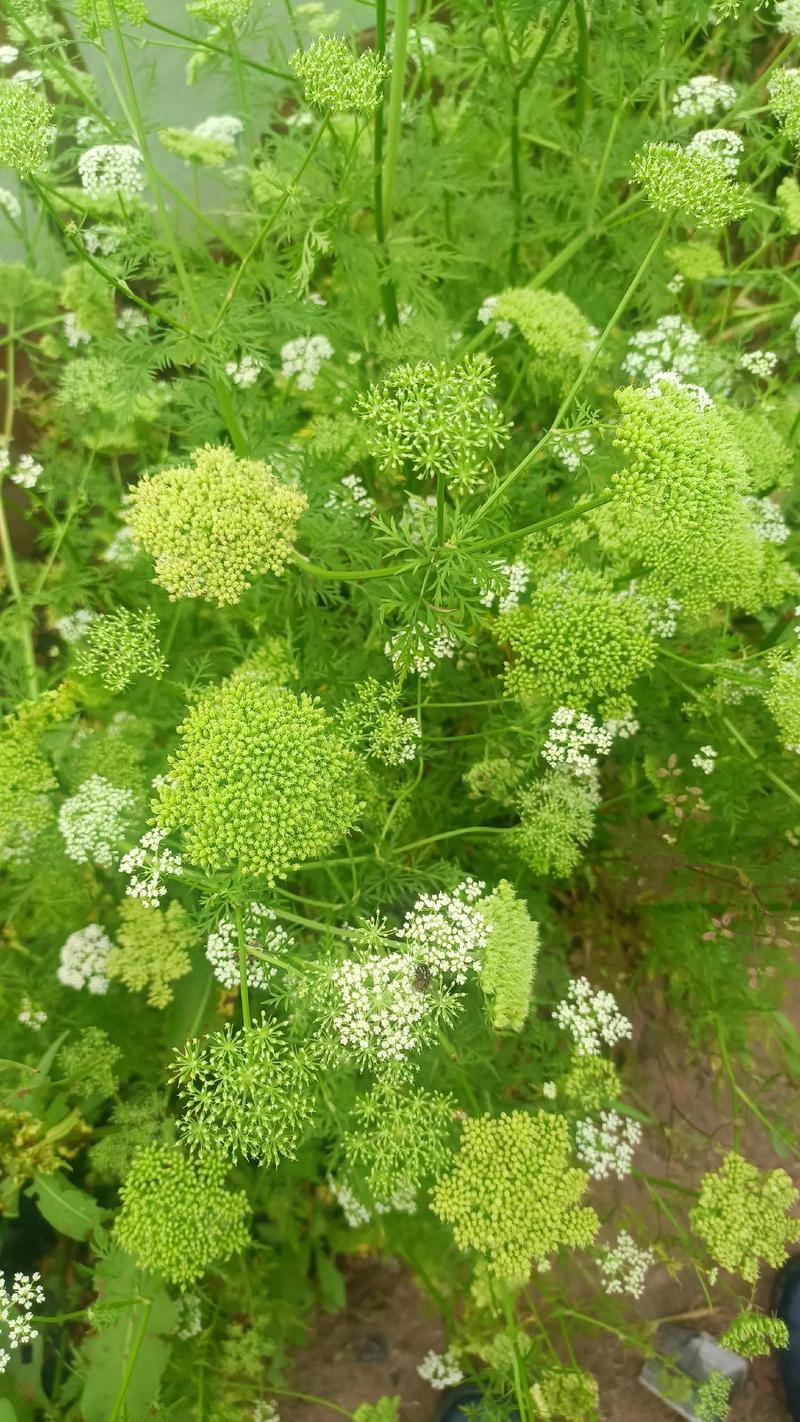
[228,637,299,689]
[75,609,166,693]
[632,141,752,228]
[89,1096,165,1181]
[64,714,150,796]
[354,1399,400,1422]
[73,0,147,40]
[666,241,725,281]
[723,407,795,492]
[155,682,363,881]
[492,287,595,391]
[354,355,508,492]
[691,1151,800,1282]
[499,565,655,705]
[530,1367,600,1421]
[464,753,525,806]
[769,68,800,148]
[0,709,57,865]
[340,679,421,767]
[431,1110,598,1277]
[514,772,599,879]
[719,1309,789,1359]
[290,36,389,115]
[562,1055,621,1113]
[158,126,234,169]
[115,1143,250,1287]
[478,880,539,1032]
[696,1372,732,1422]
[0,81,53,176]
[763,646,800,753]
[187,0,253,22]
[59,1026,121,1098]
[777,174,800,232]
[170,1019,317,1166]
[129,445,308,606]
[343,1080,455,1198]
[611,382,792,617]
[107,899,195,1009]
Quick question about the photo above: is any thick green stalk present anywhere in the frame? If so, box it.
[373,0,399,326]
[234,902,252,1031]
[381,0,409,232]
[573,0,589,130]
[106,1299,153,1422]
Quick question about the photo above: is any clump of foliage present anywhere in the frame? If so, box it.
[2,1,800,1416]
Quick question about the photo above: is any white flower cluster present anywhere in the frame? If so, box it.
[541,707,614,780]
[551,429,595,471]
[58,775,136,868]
[116,306,147,338]
[63,310,92,348]
[479,560,530,614]
[17,997,47,1030]
[57,923,114,994]
[599,1231,655,1299]
[55,608,98,642]
[280,334,334,390]
[330,953,430,1063]
[646,370,714,411]
[0,45,19,65]
[103,526,138,564]
[417,1349,465,1390]
[12,70,43,87]
[575,1111,642,1180]
[633,587,681,639]
[671,74,737,118]
[119,827,183,908]
[687,127,743,176]
[739,348,778,378]
[0,187,21,220]
[0,446,43,489]
[793,311,800,355]
[176,1291,202,1340]
[206,903,293,990]
[477,294,513,338]
[553,977,633,1056]
[78,144,145,200]
[398,878,489,984]
[0,1271,45,1375]
[691,744,718,775]
[384,623,456,678]
[327,1174,416,1227]
[605,712,641,740]
[746,495,790,544]
[777,0,800,33]
[324,473,374,519]
[76,116,108,146]
[667,271,685,295]
[225,354,262,388]
[253,1404,280,1422]
[623,315,702,384]
[193,113,243,145]
[84,223,122,257]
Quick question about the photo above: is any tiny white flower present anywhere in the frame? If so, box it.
[553,977,632,1056]
[417,1349,464,1390]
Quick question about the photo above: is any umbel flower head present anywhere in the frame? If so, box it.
[290,36,389,114]
[478,880,539,1032]
[610,379,794,617]
[632,140,752,227]
[769,69,800,148]
[719,1309,789,1359]
[115,1143,250,1287]
[0,81,53,175]
[431,1109,598,1278]
[128,445,308,605]
[354,355,508,493]
[75,608,166,693]
[514,772,599,879]
[107,899,195,1009]
[154,682,363,881]
[344,1081,455,1198]
[499,565,655,706]
[691,1151,800,1282]
[490,287,596,392]
[170,1018,317,1166]
[763,646,800,753]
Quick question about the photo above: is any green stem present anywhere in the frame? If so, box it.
[142,16,293,80]
[470,490,614,555]
[468,215,670,528]
[106,1299,153,1422]
[0,321,38,701]
[381,0,409,231]
[436,469,446,545]
[292,551,418,581]
[210,115,330,334]
[234,902,252,1031]
[573,0,589,129]
[267,1390,357,1421]
[722,717,800,811]
[373,0,399,326]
